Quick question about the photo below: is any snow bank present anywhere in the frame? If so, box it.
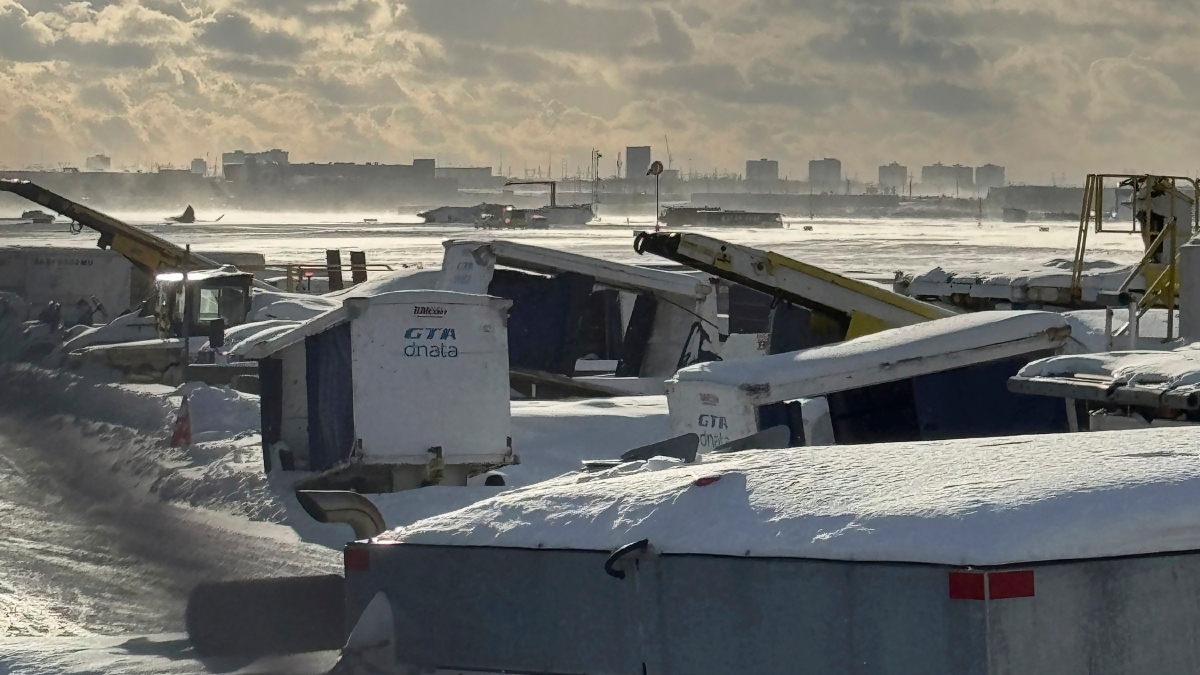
[388,426,1200,566]
[672,310,1069,391]
[0,364,175,432]
[507,396,670,484]
[247,290,337,322]
[176,382,260,442]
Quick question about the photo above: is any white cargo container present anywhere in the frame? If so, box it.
[348,291,512,467]
[245,290,515,492]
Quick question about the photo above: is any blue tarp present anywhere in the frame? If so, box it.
[306,322,355,470]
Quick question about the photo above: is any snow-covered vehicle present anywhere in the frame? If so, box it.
[328,425,1200,674]
[667,311,1075,452]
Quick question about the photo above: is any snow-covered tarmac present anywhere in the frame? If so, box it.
[0,212,1145,279]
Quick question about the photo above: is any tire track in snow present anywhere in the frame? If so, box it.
[0,413,338,636]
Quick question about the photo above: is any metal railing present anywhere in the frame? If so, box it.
[285,263,423,292]
[1073,174,1198,347]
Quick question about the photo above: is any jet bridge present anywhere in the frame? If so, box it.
[634,231,954,345]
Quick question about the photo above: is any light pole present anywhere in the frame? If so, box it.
[648,160,664,232]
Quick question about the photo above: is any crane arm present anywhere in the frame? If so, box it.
[0,179,217,275]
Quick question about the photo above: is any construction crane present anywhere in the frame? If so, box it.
[0,179,254,338]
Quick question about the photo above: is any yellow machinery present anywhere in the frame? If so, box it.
[0,179,254,338]
[634,231,955,342]
[1071,174,1198,341]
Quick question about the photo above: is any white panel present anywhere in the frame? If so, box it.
[666,380,757,454]
[279,342,309,460]
[0,248,132,315]
[350,291,511,465]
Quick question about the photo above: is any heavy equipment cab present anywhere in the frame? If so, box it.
[155,268,255,338]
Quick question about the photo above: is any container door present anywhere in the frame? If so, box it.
[305,323,355,470]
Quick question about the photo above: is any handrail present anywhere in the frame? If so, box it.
[1071,174,1197,320]
[284,262,420,292]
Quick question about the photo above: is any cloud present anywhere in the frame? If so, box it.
[402,0,658,58]
[198,12,308,60]
[1,0,1200,181]
[904,80,1009,117]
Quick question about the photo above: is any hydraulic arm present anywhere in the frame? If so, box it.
[0,179,217,274]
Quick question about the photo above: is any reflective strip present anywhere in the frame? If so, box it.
[949,570,1035,600]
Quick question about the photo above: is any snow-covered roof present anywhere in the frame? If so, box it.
[902,259,1139,303]
[669,311,1070,402]
[442,240,712,300]
[386,426,1200,566]
[1019,344,1200,391]
[240,290,507,359]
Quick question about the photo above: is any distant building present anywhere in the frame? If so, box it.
[626,146,652,180]
[746,159,780,192]
[222,149,289,167]
[879,162,907,194]
[190,158,207,176]
[976,164,1006,193]
[412,159,436,179]
[951,164,974,193]
[809,158,842,194]
[85,154,111,172]
[922,163,976,195]
[435,166,503,190]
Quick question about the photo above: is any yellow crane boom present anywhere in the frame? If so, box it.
[0,179,218,274]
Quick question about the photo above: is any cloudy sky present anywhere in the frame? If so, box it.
[0,0,1195,181]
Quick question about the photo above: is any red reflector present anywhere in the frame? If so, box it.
[949,570,1035,600]
[989,570,1035,599]
[344,546,370,572]
[948,571,985,600]
[693,475,721,487]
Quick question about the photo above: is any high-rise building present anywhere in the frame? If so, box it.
[878,162,907,194]
[746,158,780,191]
[85,154,111,171]
[976,164,1006,193]
[809,158,842,193]
[190,158,207,176]
[951,164,974,193]
[626,146,652,180]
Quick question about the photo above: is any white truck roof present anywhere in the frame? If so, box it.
[240,290,507,360]
[386,425,1200,566]
[669,310,1070,403]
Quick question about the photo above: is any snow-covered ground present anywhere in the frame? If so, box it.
[0,363,670,672]
[0,213,1145,280]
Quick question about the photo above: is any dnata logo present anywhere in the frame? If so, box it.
[413,305,447,317]
[404,326,458,358]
